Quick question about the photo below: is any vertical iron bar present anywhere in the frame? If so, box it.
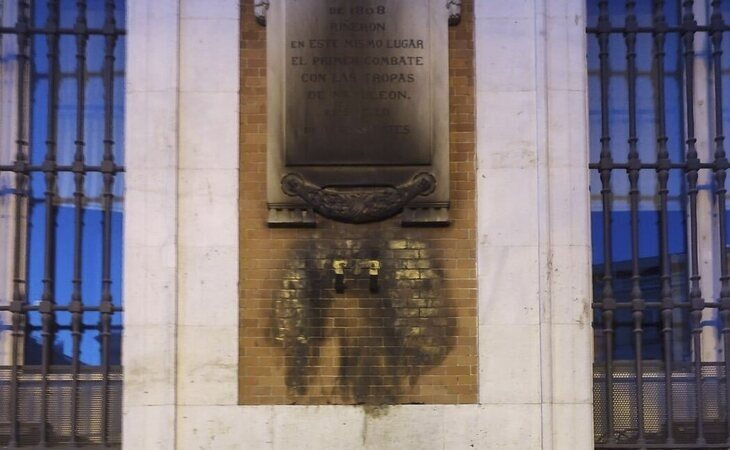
[653,0,676,443]
[681,0,706,444]
[39,0,60,445]
[709,0,730,444]
[597,0,616,443]
[70,0,88,444]
[99,0,118,444]
[8,1,31,445]
[624,1,646,445]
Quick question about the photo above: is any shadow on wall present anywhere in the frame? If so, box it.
[272,233,455,404]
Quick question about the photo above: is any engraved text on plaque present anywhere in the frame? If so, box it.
[285,1,432,166]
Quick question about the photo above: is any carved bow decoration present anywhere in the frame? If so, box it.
[254,0,270,26]
[281,172,436,224]
[446,0,463,26]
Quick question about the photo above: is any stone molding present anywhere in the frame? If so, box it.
[122,0,594,448]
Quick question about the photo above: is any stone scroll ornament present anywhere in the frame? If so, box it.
[281,173,437,224]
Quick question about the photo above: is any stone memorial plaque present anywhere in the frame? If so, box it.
[284,1,432,166]
[266,0,451,225]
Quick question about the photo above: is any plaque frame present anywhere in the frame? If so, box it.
[265,0,452,227]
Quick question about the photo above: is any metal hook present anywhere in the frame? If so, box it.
[333,260,347,293]
[368,260,380,294]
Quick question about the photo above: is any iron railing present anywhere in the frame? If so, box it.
[588,0,730,448]
[0,0,124,447]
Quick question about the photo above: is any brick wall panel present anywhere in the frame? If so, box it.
[239,0,477,405]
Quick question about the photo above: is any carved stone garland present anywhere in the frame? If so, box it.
[281,173,437,224]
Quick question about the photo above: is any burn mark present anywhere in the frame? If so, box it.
[272,234,455,404]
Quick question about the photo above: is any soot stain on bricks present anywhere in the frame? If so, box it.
[271,232,456,405]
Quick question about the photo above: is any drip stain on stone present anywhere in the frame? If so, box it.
[272,232,455,404]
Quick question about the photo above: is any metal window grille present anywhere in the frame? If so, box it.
[588,0,730,448]
[0,0,124,447]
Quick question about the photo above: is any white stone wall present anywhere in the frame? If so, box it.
[475,1,593,448]
[123,1,180,447]
[0,0,18,365]
[123,0,594,448]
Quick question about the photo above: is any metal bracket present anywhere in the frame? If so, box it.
[447,0,462,26]
[254,0,269,26]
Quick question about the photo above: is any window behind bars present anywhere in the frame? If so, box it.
[0,0,124,447]
[588,0,730,448]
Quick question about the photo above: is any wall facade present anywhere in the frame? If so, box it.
[239,0,477,406]
[123,0,594,448]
